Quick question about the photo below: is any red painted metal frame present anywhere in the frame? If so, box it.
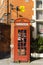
[14,18,30,62]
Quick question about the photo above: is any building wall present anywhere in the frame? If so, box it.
[10,0,34,20]
[0,0,34,23]
[0,0,34,22]
[0,0,7,18]
[32,0,37,39]
[0,0,7,23]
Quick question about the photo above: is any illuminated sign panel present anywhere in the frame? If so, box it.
[16,23,28,26]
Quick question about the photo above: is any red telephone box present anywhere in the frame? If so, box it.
[11,18,30,62]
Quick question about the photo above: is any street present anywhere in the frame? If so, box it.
[0,58,43,65]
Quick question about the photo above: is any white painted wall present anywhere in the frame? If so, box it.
[31,53,43,58]
[32,22,37,39]
[32,0,37,39]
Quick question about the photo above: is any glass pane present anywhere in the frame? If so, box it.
[25,0,29,2]
[37,23,43,37]
[24,43,26,46]
[36,0,42,8]
[18,30,26,56]
[20,49,26,55]
[36,11,43,19]
[18,43,21,49]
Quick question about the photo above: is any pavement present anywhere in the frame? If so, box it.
[0,58,43,65]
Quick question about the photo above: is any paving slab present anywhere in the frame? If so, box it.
[0,58,43,65]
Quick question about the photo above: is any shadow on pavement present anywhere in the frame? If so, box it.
[0,52,10,59]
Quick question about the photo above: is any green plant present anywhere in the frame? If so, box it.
[38,36,43,53]
[31,38,38,53]
[31,36,43,53]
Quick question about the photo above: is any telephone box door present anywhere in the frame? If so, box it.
[14,26,30,62]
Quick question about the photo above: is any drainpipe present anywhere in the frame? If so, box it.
[7,0,9,24]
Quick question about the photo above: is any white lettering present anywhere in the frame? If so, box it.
[16,23,28,26]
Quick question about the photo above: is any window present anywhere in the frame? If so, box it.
[36,0,43,8]
[37,23,43,37]
[25,0,29,2]
[36,0,42,8]
[18,30,26,55]
[36,11,43,19]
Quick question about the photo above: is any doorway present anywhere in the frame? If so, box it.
[0,23,11,59]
